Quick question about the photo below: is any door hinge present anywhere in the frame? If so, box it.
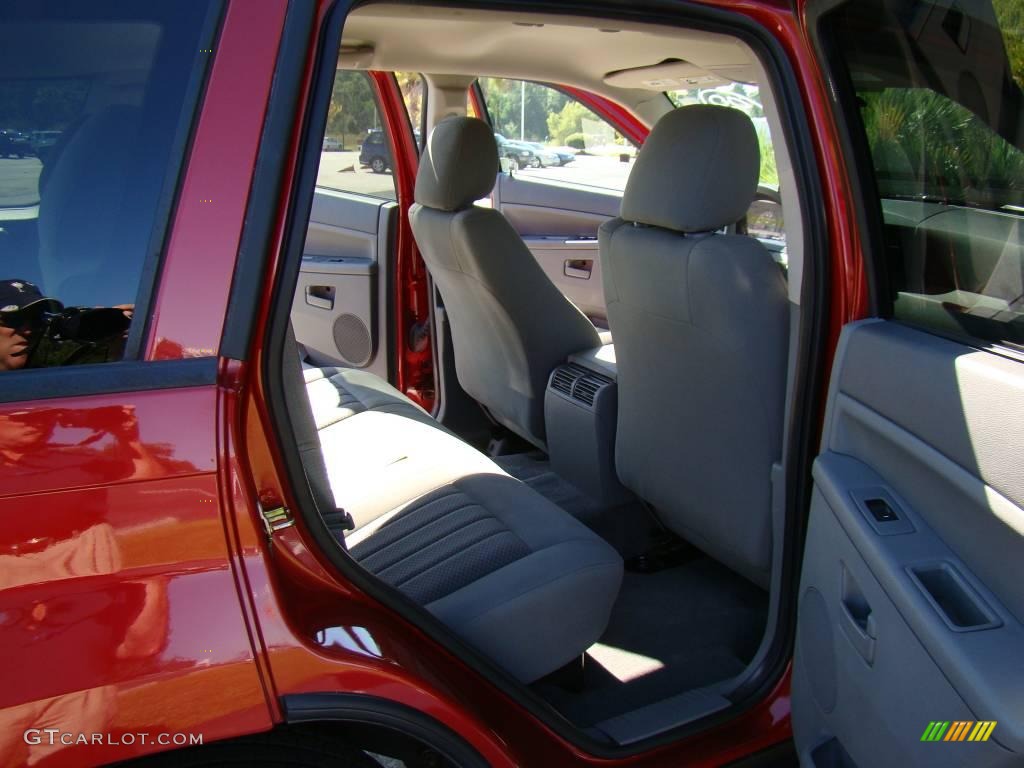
[260,504,294,537]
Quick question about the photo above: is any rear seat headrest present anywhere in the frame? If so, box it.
[415,117,499,212]
[621,105,760,234]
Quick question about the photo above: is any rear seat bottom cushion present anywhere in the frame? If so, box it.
[303,362,623,683]
[348,473,623,683]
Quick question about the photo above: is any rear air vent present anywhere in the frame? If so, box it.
[548,363,613,408]
[550,364,584,397]
[573,375,605,406]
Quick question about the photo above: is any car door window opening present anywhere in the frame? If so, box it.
[275,0,814,754]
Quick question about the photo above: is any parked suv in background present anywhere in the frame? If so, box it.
[358,128,391,172]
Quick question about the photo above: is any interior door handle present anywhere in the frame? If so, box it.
[564,259,593,279]
[840,564,877,665]
[840,600,877,664]
[305,285,335,310]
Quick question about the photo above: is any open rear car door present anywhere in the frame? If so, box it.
[792,1,1024,765]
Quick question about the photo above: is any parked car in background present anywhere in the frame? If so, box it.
[322,135,342,151]
[493,132,539,169]
[0,129,30,158]
[523,141,570,166]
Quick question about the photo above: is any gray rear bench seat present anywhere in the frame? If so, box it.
[296,363,623,683]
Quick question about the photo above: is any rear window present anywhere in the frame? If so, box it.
[0,0,217,371]
[824,0,1024,347]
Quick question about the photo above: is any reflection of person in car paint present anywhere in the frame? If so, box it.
[0,278,132,369]
[0,279,61,371]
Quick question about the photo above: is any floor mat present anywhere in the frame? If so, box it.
[533,557,768,727]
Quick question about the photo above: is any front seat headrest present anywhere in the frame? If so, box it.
[621,105,760,233]
[415,117,499,212]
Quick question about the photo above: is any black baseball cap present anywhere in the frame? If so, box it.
[0,279,63,327]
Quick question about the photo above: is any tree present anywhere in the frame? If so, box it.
[396,72,423,131]
[326,71,377,148]
[478,78,571,142]
[547,100,591,144]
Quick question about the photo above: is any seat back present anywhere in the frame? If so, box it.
[410,117,599,447]
[600,105,789,587]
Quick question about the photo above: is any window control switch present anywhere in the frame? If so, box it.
[850,488,915,535]
[866,498,898,522]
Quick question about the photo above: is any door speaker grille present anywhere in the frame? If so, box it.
[333,313,372,367]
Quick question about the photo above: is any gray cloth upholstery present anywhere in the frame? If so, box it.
[601,107,788,588]
[294,359,623,683]
[620,105,760,233]
[414,116,500,211]
[410,117,600,448]
[304,365,441,432]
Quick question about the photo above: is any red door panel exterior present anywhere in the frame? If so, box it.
[0,390,270,767]
[0,0,289,764]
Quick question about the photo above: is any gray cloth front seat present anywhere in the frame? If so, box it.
[409,117,600,449]
[600,105,789,587]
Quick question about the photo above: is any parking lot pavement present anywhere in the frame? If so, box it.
[515,152,634,191]
[315,150,397,199]
[312,150,632,200]
[0,152,627,213]
[0,157,42,208]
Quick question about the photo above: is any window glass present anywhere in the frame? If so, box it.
[317,71,397,200]
[477,78,637,193]
[0,0,217,371]
[828,0,1024,347]
[396,72,424,150]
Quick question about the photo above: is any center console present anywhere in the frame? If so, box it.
[544,344,631,504]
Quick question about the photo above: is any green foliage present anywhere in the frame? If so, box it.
[478,78,570,141]
[755,124,778,187]
[395,72,423,131]
[994,0,1024,88]
[547,101,591,144]
[326,71,377,147]
[860,88,1024,207]
[565,133,587,150]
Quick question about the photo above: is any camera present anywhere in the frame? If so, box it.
[42,306,132,342]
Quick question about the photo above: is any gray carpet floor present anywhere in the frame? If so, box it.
[497,452,768,728]
[534,558,768,727]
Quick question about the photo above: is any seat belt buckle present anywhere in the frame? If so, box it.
[325,508,355,532]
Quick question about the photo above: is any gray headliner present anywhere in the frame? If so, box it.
[341,3,757,127]
[341,3,806,304]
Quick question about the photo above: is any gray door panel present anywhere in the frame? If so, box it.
[496,172,622,223]
[793,320,1024,767]
[518,234,605,322]
[494,174,621,324]
[292,188,397,380]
